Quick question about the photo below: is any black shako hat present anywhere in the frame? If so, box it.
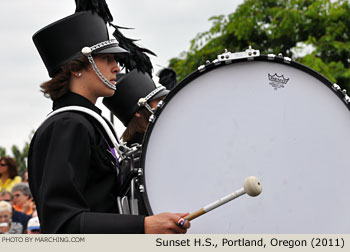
[103,69,169,126]
[33,11,128,77]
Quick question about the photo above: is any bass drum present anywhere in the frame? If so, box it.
[140,54,350,233]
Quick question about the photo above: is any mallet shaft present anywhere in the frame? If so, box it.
[178,176,262,227]
[184,188,245,221]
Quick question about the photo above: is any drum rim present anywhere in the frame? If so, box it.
[140,55,350,215]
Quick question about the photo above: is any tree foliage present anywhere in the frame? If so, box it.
[169,0,350,91]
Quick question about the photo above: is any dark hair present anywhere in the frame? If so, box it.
[0,156,19,179]
[40,56,90,101]
[121,108,150,143]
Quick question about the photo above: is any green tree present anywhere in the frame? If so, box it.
[169,0,350,91]
[0,147,6,157]
[11,143,30,176]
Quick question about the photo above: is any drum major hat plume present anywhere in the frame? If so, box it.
[75,0,156,76]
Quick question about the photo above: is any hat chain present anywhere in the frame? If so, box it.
[81,40,119,91]
[137,86,166,114]
[87,54,116,90]
[144,86,166,101]
[90,39,119,52]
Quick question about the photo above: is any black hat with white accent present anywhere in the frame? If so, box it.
[103,69,169,126]
[33,11,128,78]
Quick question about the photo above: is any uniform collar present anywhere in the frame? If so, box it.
[53,92,102,115]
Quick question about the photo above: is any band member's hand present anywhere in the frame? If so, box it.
[144,212,191,234]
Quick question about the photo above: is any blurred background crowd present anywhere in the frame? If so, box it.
[0,156,40,234]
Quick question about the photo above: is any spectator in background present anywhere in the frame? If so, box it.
[11,183,34,216]
[22,171,29,184]
[0,200,23,234]
[0,191,31,233]
[0,191,12,203]
[0,156,22,193]
[26,216,40,234]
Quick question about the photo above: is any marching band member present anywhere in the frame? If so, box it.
[103,70,169,216]
[28,1,190,234]
[103,69,169,146]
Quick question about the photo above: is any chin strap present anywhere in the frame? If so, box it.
[81,40,119,90]
[137,86,166,114]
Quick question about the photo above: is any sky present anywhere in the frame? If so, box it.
[0,0,243,153]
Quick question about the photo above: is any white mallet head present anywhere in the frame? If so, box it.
[244,176,262,197]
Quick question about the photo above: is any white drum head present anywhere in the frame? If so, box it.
[141,58,350,233]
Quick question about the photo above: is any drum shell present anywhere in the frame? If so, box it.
[140,55,350,233]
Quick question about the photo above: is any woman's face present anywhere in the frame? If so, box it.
[12,190,30,207]
[0,209,11,233]
[0,160,8,175]
[80,53,120,102]
[0,209,11,224]
[23,171,28,182]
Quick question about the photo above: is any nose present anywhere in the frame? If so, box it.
[112,61,120,74]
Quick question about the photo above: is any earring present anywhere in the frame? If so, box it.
[78,72,82,77]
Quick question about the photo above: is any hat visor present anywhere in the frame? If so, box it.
[151,89,169,101]
[94,44,129,59]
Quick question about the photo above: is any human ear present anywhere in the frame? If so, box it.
[71,71,82,78]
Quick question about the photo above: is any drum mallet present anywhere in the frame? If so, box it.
[178,176,262,226]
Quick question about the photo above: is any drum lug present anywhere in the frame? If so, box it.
[274,52,292,64]
[283,57,292,64]
[268,54,276,60]
[139,184,145,193]
[212,59,220,65]
[198,64,206,72]
[217,46,260,63]
[157,100,165,109]
[149,114,156,123]
[341,89,350,104]
[217,48,232,64]
[138,168,144,177]
[332,83,341,91]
